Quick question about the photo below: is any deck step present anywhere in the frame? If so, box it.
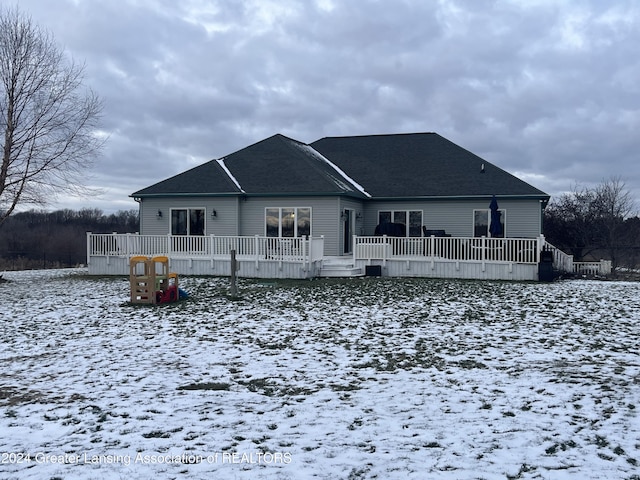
[319,260,364,277]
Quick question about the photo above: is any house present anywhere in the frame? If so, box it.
[87,133,610,279]
[131,132,548,252]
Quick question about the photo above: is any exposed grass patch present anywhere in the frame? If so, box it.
[0,386,43,406]
[423,441,442,448]
[176,382,231,391]
[595,435,609,448]
[454,359,488,369]
[142,430,171,439]
[142,427,183,438]
[614,445,626,455]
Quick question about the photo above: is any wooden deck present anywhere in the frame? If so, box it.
[86,233,611,280]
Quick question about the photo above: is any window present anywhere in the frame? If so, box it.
[171,208,205,235]
[265,207,311,237]
[378,210,423,237]
[474,209,505,237]
[408,211,423,237]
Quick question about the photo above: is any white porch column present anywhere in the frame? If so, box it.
[537,234,546,263]
[86,232,92,266]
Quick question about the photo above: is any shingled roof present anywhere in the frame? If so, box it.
[131,157,241,197]
[132,134,367,198]
[132,132,548,200]
[215,134,366,196]
[310,133,548,199]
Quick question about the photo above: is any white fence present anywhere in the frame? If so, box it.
[573,261,612,276]
[354,235,543,264]
[353,235,611,276]
[88,233,324,261]
[87,233,324,266]
[86,233,612,278]
[543,242,612,276]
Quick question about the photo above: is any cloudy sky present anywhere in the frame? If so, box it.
[12,0,640,213]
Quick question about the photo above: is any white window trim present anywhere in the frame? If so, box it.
[265,207,312,237]
[170,207,207,235]
[377,209,423,237]
[473,208,507,237]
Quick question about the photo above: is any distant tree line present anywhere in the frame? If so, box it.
[0,209,138,270]
[544,177,639,273]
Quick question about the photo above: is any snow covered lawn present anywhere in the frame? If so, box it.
[1,269,639,480]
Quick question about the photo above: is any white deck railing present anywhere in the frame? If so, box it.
[87,233,325,264]
[543,242,612,276]
[87,233,611,277]
[543,242,573,272]
[573,261,612,276]
[354,235,611,276]
[354,235,543,264]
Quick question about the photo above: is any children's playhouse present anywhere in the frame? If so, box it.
[129,256,186,304]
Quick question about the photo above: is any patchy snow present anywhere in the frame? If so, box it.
[217,158,245,193]
[1,269,639,480]
[296,144,372,198]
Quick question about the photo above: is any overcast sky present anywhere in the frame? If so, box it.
[13,0,640,213]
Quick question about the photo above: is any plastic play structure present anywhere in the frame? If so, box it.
[129,256,187,304]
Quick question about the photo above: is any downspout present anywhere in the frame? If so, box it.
[134,197,142,233]
[539,199,548,235]
[236,195,241,235]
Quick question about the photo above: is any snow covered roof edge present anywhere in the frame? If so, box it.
[216,158,245,193]
[296,144,371,198]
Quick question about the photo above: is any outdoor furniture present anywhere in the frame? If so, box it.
[422,227,451,237]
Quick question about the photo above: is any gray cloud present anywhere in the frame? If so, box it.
[13,0,640,213]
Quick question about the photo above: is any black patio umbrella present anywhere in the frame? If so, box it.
[489,195,503,237]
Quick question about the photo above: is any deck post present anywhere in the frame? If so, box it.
[254,235,260,270]
[86,232,92,266]
[382,235,388,267]
[537,234,545,264]
[430,235,435,270]
[230,249,238,298]
[303,235,309,273]
[352,235,357,264]
[482,235,486,271]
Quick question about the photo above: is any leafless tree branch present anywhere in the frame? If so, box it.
[0,6,104,225]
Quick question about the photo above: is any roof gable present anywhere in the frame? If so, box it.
[218,134,365,196]
[311,133,548,198]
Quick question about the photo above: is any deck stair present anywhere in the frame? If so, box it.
[319,257,364,277]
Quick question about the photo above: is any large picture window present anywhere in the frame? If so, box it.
[265,207,311,237]
[171,208,205,235]
[378,210,423,237]
[474,209,505,237]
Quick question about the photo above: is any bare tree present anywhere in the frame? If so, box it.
[544,176,637,272]
[593,176,636,269]
[0,6,103,225]
[544,184,600,261]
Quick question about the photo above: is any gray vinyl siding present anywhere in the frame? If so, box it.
[139,198,170,235]
[139,197,239,236]
[498,199,544,237]
[238,196,343,256]
[363,199,543,238]
[139,196,543,258]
